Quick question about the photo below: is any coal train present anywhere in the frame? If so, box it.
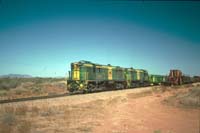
[67,60,200,93]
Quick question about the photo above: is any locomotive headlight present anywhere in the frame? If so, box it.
[80,83,83,89]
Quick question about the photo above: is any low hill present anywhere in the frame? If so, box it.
[0,74,32,78]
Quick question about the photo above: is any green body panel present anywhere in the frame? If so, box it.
[134,69,149,83]
[132,71,138,81]
[79,66,87,80]
[95,67,108,81]
[125,68,149,87]
[125,69,138,81]
[149,75,166,84]
[144,72,149,82]
[112,67,125,81]
[84,66,95,80]
[125,70,132,81]
[125,69,134,88]
[79,65,109,81]
[140,72,143,81]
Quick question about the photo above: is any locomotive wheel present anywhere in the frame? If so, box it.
[115,83,120,89]
[115,83,125,89]
[68,87,74,93]
[67,84,75,92]
[87,83,95,93]
[69,83,79,92]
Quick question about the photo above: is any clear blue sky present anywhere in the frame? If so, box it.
[0,1,200,77]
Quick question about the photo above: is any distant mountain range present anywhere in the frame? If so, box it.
[0,74,65,78]
[0,74,32,78]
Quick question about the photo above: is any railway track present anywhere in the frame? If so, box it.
[0,88,111,104]
[2,83,194,104]
[0,93,71,104]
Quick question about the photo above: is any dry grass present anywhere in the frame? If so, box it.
[0,98,101,132]
[31,106,40,116]
[0,123,14,133]
[17,120,32,133]
[0,90,7,97]
[164,87,200,108]
[0,77,67,100]
[127,89,153,99]
[0,119,32,133]
[18,99,105,133]
[0,104,33,133]
[178,87,200,107]
[154,130,162,133]
[15,105,29,115]
[1,112,16,125]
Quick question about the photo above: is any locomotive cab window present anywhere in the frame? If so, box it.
[95,67,101,72]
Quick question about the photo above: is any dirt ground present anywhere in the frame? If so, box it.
[0,85,199,133]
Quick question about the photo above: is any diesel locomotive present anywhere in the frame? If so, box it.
[67,60,198,93]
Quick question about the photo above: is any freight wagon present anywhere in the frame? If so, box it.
[166,69,194,85]
[149,75,167,85]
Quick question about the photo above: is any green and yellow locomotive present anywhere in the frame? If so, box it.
[67,60,150,93]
